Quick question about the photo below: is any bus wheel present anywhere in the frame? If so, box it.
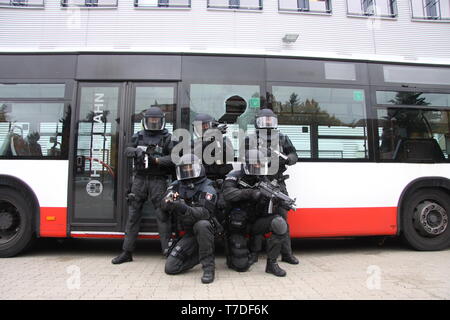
[401,189,450,251]
[0,188,35,257]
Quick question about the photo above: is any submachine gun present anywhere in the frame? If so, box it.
[238,179,297,214]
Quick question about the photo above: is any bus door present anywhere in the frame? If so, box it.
[70,82,177,235]
[124,83,177,233]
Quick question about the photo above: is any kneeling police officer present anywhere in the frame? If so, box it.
[223,149,289,277]
[161,154,218,284]
[246,108,299,266]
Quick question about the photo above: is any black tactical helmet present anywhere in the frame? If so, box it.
[176,153,205,181]
[255,108,278,129]
[142,107,165,131]
[243,149,270,176]
[193,113,217,138]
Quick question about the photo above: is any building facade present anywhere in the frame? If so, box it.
[0,0,449,63]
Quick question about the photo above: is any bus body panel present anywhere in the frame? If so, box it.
[285,163,450,237]
[0,160,69,237]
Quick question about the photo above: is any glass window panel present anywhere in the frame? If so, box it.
[347,0,397,16]
[272,86,368,159]
[0,0,44,7]
[318,139,367,159]
[133,86,175,219]
[279,0,330,12]
[377,108,449,160]
[383,65,450,86]
[136,0,190,7]
[208,0,262,9]
[189,84,261,154]
[0,102,66,157]
[376,91,450,108]
[74,86,119,220]
[133,86,175,134]
[61,0,118,7]
[0,84,65,99]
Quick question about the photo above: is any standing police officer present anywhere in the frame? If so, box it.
[246,108,299,265]
[161,154,218,284]
[112,107,176,264]
[192,113,234,224]
[223,149,289,277]
[192,113,234,182]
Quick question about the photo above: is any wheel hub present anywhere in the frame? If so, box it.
[414,201,448,237]
[0,210,15,230]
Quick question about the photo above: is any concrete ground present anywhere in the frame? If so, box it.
[0,237,449,300]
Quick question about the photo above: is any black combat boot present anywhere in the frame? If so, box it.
[265,259,286,277]
[111,251,133,265]
[248,252,259,266]
[281,254,299,265]
[201,269,215,284]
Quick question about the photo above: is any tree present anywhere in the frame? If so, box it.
[389,92,429,106]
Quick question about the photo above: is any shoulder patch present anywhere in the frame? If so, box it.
[205,192,214,201]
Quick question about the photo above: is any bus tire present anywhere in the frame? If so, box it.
[0,187,35,257]
[401,189,450,251]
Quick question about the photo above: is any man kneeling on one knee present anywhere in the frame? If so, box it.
[161,154,218,284]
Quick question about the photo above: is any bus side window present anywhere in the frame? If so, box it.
[378,108,449,161]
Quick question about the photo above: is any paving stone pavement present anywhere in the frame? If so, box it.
[0,237,449,300]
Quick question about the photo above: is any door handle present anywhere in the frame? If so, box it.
[76,155,85,174]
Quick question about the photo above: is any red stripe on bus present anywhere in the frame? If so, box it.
[40,207,67,237]
[288,207,398,238]
[70,234,160,239]
[39,206,398,239]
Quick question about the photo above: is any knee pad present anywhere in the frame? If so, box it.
[226,234,249,272]
[270,216,288,235]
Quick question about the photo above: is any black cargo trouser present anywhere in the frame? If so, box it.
[165,220,215,275]
[249,182,294,258]
[250,214,287,261]
[123,175,171,253]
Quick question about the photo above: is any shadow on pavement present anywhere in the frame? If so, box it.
[21,235,416,259]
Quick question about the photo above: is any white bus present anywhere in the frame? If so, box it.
[0,52,449,257]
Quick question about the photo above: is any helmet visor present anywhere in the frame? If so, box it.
[176,163,202,180]
[256,116,278,129]
[193,121,213,138]
[144,116,165,131]
[243,161,270,176]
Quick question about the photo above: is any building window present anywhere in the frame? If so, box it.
[134,0,191,8]
[207,0,263,10]
[0,0,44,7]
[279,0,331,13]
[347,0,397,17]
[410,0,450,20]
[61,0,118,7]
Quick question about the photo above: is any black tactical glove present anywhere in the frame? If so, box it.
[242,189,261,202]
[135,148,145,159]
[146,153,157,165]
[172,199,189,215]
[287,153,297,166]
